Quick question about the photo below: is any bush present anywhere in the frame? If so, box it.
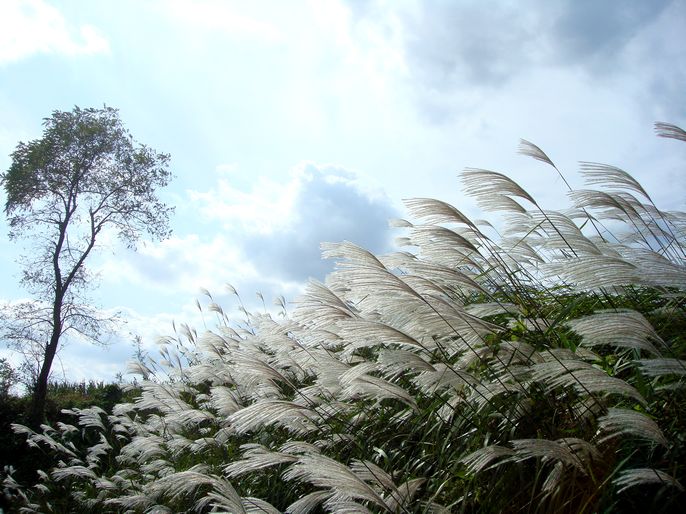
[3,124,685,513]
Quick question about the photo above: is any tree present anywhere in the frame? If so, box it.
[0,106,173,426]
[0,358,18,398]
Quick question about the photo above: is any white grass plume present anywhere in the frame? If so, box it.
[596,408,668,447]
[614,468,684,494]
[567,309,663,356]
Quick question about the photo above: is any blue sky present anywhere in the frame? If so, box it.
[1,0,685,383]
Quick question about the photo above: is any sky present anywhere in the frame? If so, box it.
[1,0,685,384]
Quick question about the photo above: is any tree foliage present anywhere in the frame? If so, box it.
[0,106,173,426]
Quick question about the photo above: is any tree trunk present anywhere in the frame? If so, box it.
[28,315,62,429]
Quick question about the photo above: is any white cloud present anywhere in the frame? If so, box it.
[0,0,109,65]
[95,162,398,317]
[98,233,261,296]
[162,0,282,43]
[188,162,398,279]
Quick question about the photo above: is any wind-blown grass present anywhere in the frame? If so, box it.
[3,124,685,513]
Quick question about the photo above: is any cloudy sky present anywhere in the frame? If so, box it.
[1,0,685,383]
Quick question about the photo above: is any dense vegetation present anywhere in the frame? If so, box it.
[0,379,137,512]
[2,125,685,512]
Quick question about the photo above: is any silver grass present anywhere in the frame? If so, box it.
[323,500,375,513]
[655,121,686,142]
[140,458,174,475]
[287,490,334,514]
[51,465,97,481]
[580,162,652,201]
[167,406,215,427]
[227,400,319,435]
[321,241,387,269]
[477,193,529,213]
[282,454,388,510]
[384,477,426,513]
[349,459,397,493]
[224,444,298,478]
[465,302,521,318]
[337,301,442,351]
[33,484,50,495]
[498,236,545,264]
[10,133,685,514]
[231,351,294,399]
[543,346,600,363]
[188,361,236,386]
[86,433,112,466]
[568,190,640,226]
[376,348,435,376]
[468,381,528,412]
[340,372,418,410]
[612,246,686,289]
[11,424,78,458]
[572,396,607,423]
[210,385,243,416]
[596,408,668,447]
[516,210,601,256]
[460,445,515,474]
[518,139,557,169]
[528,360,645,404]
[309,356,351,393]
[614,468,684,494]
[636,358,686,378]
[541,461,564,496]
[412,363,478,395]
[118,435,166,464]
[485,341,540,368]
[353,463,424,511]
[242,497,281,514]
[382,254,486,294]
[147,469,218,500]
[324,261,424,308]
[567,310,663,356]
[462,168,537,207]
[401,296,500,343]
[395,273,463,303]
[126,359,153,379]
[337,320,427,353]
[293,280,358,329]
[55,421,79,435]
[423,503,452,514]
[280,441,322,455]
[506,317,551,333]
[105,493,154,510]
[543,255,639,290]
[388,217,413,228]
[197,331,237,356]
[405,224,479,254]
[190,436,221,453]
[402,197,476,227]
[70,406,107,431]
[194,476,246,513]
[509,439,591,473]
[313,400,355,421]
[557,437,602,466]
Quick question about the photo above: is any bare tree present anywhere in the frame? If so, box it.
[0,106,173,426]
